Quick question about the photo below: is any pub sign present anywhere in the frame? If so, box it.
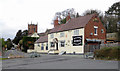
[72,36,82,46]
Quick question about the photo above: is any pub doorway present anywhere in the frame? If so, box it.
[56,43,58,50]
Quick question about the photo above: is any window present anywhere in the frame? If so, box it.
[60,32,64,37]
[50,42,55,47]
[101,29,104,33]
[46,43,48,50]
[60,41,65,47]
[50,34,54,38]
[41,43,44,50]
[37,43,40,47]
[34,28,35,32]
[29,28,30,31]
[94,26,98,35]
[74,29,79,35]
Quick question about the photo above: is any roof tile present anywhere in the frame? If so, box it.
[49,14,95,33]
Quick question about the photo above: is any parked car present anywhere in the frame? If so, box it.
[29,52,40,58]
[11,47,15,50]
[84,52,94,59]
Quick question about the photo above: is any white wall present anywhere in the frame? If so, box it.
[48,28,85,54]
[34,42,48,53]
[31,33,39,38]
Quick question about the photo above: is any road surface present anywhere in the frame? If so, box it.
[2,54,118,69]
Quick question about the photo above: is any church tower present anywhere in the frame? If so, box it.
[28,21,38,35]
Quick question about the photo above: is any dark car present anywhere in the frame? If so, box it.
[29,52,40,58]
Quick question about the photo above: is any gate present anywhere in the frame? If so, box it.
[84,44,100,53]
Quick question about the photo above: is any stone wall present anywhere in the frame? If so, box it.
[100,43,120,48]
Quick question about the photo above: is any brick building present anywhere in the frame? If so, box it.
[28,22,38,35]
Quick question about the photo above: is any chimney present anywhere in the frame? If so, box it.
[54,17,59,27]
[66,13,71,22]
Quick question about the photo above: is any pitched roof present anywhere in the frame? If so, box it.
[38,33,46,37]
[35,35,48,43]
[49,14,95,34]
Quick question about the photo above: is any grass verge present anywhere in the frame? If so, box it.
[0,58,8,60]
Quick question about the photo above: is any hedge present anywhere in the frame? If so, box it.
[94,46,120,60]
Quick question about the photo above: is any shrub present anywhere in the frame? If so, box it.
[94,46,120,60]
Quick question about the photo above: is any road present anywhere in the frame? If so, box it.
[2,54,118,69]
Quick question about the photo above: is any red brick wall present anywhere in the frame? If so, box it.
[84,15,106,43]
[28,24,37,35]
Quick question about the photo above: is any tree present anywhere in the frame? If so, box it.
[0,38,6,48]
[22,30,28,37]
[0,38,2,52]
[12,30,28,45]
[82,9,103,16]
[82,9,106,26]
[60,18,66,24]
[104,16,118,33]
[76,12,80,18]
[105,2,120,41]
[19,39,23,50]
[22,37,39,52]
[52,8,76,24]
[13,30,22,45]
[6,38,13,50]
[105,2,120,18]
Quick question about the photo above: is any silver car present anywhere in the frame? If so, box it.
[29,52,40,58]
[84,52,94,59]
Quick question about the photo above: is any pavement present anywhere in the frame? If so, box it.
[2,54,119,69]
[0,59,2,71]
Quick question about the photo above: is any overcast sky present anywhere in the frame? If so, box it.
[0,0,119,40]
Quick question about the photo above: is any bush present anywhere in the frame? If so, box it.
[22,36,39,52]
[94,46,120,60]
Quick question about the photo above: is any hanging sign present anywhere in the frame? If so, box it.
[72,36,82,46]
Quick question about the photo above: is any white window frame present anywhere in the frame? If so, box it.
[41,43,44,50]
[60,32,64,37]
[37,43,40,47]
[74,29,79,35]
[50,34,54,38]
[59,40,65,47]
[94,26,98,35]
[50,42,55,47]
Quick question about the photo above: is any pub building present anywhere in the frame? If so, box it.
[34,14,106,54]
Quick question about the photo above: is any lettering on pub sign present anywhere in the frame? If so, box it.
[72,36,82,46]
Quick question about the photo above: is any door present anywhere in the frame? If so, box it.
[84,43,100,53]
[56,43,58,50]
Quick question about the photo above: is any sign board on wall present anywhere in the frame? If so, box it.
[72,36,82,46]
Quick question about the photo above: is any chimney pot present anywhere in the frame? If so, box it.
[66,13,71,22]
[54,17,59,27]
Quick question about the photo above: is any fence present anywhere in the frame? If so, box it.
[100,43,120,48]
